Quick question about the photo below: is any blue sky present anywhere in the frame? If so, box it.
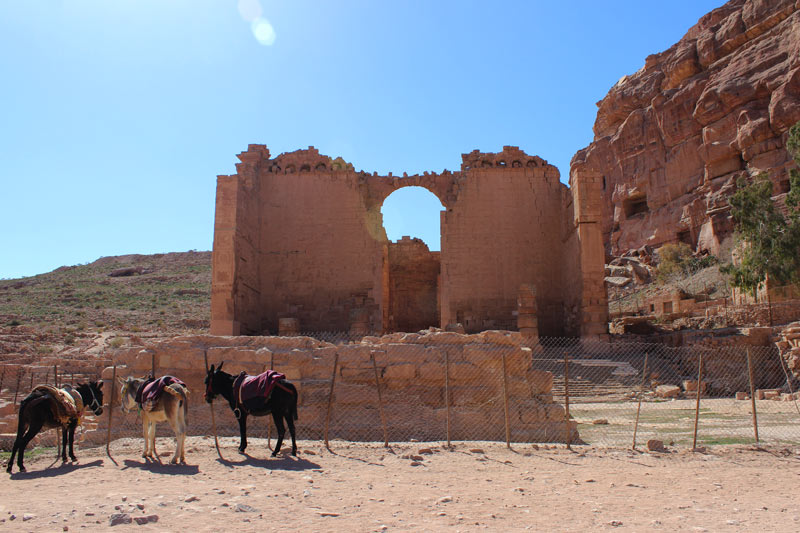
[0,0,725,279]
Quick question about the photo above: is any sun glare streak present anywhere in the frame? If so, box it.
[251,17,276,46]
[238,0,262,22]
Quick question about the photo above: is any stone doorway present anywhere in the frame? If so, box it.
[380,186,444,332]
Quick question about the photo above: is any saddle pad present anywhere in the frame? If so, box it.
[135,376,186,411]
[234,370,286,406]
[32,384,83,424]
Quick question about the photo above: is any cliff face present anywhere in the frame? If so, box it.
[571,0,800,256]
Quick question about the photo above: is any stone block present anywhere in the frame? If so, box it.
[419,362,445,383]
[655,384,681,398]
[448,362,480,383]
[384,364,416,380]
[544,403,565,421]
[735,391,747,400]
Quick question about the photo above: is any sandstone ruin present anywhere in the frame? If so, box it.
[571,0,800,256]
[211,145,607,338]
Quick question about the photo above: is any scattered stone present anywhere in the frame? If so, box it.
[655,385,681,398]
[418,448,434,455]
[133,515,159,525]
[304,450,316,455]
[469,448,485,454]
[409,461,423,466]
[693,447,707,453]
[592,419,609,425]
[317,512,340,517]
[234,504,258,513]
[184,496,199,503]
[22,514,35,521]
[609,520,623,527]
[647,439,666,452]
[735,392,747,400]
[410,455,424,461]
[109,513,132,527]
[136,504,145,510]
[438,496,453,504]
[63,527,69,532]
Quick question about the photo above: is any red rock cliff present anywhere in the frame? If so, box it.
[571,0,800,256]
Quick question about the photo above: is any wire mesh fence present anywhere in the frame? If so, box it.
[3,333,800,462]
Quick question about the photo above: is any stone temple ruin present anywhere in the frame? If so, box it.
[211,145,608,338]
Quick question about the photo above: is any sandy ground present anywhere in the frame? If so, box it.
[2,438,800,532]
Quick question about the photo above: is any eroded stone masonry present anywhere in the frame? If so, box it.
[211,145,606,337]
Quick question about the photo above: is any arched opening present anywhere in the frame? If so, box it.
[380,187,445,332]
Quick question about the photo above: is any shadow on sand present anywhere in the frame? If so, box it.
[217,452,320,471]
[8,459,104,480]
[121,458,200,475]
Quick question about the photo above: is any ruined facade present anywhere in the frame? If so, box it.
[211,145,607,337]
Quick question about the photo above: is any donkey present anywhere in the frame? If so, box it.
[6,381,104,473]
[119,376,189,464]
[204,362,298,456]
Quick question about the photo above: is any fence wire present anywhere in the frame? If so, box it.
[3,334,800,462]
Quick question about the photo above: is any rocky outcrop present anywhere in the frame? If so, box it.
[571,0,800,256]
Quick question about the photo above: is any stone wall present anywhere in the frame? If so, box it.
[98,331,578,443]
[387,237,440,333]
[212,145,608,337]
[571,0,800,255]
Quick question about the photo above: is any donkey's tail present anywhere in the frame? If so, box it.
[287,382,299,421]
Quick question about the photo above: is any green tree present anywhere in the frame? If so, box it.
[722,120,800,296]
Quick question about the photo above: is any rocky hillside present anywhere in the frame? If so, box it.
[0,251,211,361]
[571,0,800,256]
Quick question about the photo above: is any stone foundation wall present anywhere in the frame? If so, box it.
[96,331,577,443]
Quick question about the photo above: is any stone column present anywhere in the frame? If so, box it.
[572,170,609,338]
[517,283,539,340]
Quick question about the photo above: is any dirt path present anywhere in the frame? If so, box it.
[3,439,800,532]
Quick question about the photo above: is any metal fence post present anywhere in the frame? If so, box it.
[501,350,511,448]
[203,350,223,460]
[13,369,22,408]
[564,352,571,450]
[632,351,650,450]
[746,348,759,443]
[268,352,275,447]
[692,352,704,451]
[445,350,451,448]
[371,352,389,447]
[106,365,116,459]
[324,352,339,450]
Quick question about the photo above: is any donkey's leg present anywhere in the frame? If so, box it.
[67,421,77,462]
[141,417,150,458]
[167,406,183,464]
[237,414,248,454]
[286,410,297,456]
[6,418,28,473]
[148,420,158,460]
[271,412,285,457]
[60,426,69,462]
[16,419,44,472]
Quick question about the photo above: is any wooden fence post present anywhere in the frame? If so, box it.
[564,352,571,450]
[632,351,650,450]
[371,352,389,447]
[746,348,759,443]
[501,351,511,449]
[151,352,156,378]
[445,350,451,448]
[324,352,339,450]
[54,364,58,387]
[692,352,704,451]
[106,365,116,459]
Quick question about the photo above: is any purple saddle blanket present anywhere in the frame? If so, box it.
[233,370,286,406]
[135,376,186,409]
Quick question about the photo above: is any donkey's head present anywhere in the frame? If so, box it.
[117,376,142,413]
[80,380,104,416]
[204,362,229,404]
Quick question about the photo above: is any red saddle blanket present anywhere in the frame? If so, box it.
[233,370,286,407]
[135,376,186,410]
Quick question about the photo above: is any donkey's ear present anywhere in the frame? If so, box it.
[117,377,126,386]
[209,364,215,373]
[218,361,224,372]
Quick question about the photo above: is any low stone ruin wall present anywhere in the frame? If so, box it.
[96,330,577,444]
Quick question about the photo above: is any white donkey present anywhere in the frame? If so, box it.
[119,376,189,464]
